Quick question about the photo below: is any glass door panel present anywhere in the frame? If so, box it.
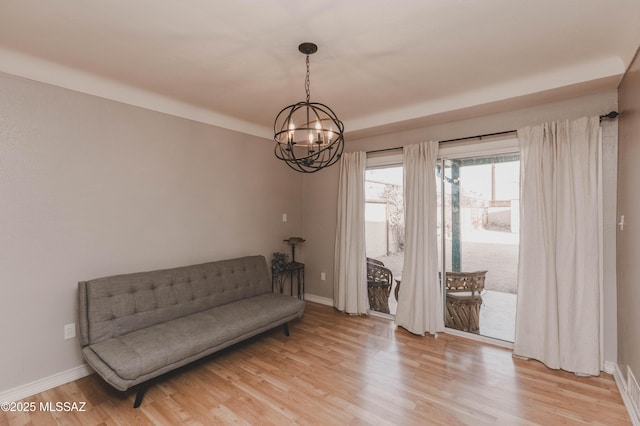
[441,153,520,342]
[365,166,404,315]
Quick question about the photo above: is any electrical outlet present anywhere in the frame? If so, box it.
[64,323,76,340]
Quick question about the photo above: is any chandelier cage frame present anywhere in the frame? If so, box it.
[273,42,345,173]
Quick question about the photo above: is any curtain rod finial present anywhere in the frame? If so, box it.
[600,111,619,121]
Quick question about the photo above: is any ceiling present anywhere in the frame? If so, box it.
[1,1,639,140]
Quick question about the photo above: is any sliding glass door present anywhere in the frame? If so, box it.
[363,142,520,343]
[440,152,520,341]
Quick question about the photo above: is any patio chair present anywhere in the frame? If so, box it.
[366,257,393,314]
[445,271,487,333]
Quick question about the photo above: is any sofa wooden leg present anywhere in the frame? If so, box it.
[283,322,290,337]
[133,383,149,408]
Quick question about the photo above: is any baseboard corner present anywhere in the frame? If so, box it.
[604,360,617,375]
[303,293,333,306]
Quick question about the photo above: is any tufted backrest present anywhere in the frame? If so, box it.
[77,256,271,346]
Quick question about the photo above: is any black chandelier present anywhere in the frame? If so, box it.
[273,42,344,173]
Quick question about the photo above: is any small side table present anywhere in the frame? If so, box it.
[272,262,305,299]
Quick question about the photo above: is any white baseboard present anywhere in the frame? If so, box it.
[604,360,616,375]
[613,363,640,426]
[303,293,333,306]
[0,364,93,403]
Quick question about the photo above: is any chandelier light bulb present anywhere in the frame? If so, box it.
[288,122,295,143]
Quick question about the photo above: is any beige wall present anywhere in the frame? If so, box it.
[617,51,640,382]
[0,64,626,394]
[0,72,303,392]
[303,91,619,363]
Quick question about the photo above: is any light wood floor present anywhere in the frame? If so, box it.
[0,302,630,425]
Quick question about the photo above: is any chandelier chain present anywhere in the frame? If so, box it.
[305,55,311,103]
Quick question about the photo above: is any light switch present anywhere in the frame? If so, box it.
[282,213,288,223]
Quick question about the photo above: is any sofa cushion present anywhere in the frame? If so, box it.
[86,293,304,381]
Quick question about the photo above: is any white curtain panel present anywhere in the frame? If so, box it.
[333,151,368,314]
[514,116,602,376]
[395,141,444,335]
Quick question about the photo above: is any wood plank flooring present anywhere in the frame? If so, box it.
[0,302,630,425]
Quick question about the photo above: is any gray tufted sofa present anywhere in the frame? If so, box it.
[77,255,305,407]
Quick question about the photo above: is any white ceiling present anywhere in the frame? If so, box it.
[1,1,639,140]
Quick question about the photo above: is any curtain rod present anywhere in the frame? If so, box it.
[366,129,516,155]
[365,111,619,155]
